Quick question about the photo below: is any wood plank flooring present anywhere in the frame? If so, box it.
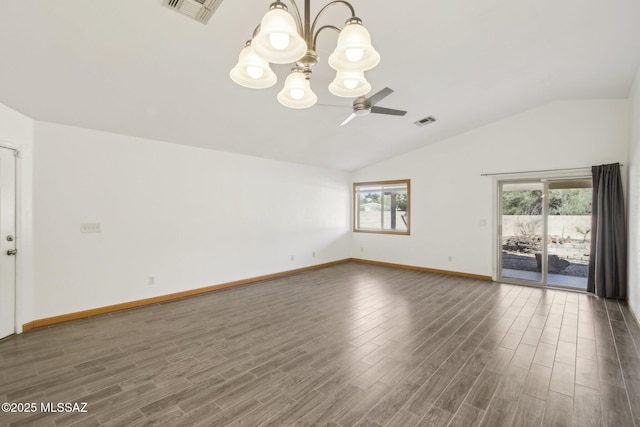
[1,263,639,426]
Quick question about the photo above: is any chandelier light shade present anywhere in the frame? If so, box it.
[277,68,318,108]
[252,4,307,64]
[230,43,278,89]
[328,70,371,97]
[231,0,380,109]
[328,18,380,71]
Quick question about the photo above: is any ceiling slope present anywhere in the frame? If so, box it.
[0,0,639,170]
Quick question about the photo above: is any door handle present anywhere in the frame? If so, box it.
[6,249,17,256]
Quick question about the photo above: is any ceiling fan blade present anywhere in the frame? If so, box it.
[316,103,351,109]
[366,87,394,106]
[370,106,407,116]
[340,113,357,126]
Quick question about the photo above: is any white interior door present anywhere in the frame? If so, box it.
[0,147,16,339]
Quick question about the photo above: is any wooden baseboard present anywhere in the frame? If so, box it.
[23,259,350,331]
[349,258,493,281]
[22,258,491,332]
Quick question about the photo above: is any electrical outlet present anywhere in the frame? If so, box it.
[290,255,294,261]
[448,256,453,262]
[360,247,364,253]
[312,251,316,257]
[80,223,102,233]
[148,276,155,286]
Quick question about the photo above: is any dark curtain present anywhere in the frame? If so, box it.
[587,163,627,298]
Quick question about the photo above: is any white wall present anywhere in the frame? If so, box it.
[352,100,629,277]
[13,97,636,324]
[0,102,35,332]
[628,67,640,321]
[33,122,351,319]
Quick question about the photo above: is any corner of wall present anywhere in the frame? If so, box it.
[628,65,640,324]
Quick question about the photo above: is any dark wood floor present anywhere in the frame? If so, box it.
[1,263,639,427]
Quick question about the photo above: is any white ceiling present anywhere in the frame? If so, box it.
[1,0,639,171]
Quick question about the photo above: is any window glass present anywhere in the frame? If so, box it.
[354,180,410,234]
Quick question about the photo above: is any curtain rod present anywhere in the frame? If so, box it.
[480,164,624,177]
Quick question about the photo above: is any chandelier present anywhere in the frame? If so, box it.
[230,0,380,109]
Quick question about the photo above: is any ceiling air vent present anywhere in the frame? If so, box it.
[163,0,223,24]
[414,116,437,127]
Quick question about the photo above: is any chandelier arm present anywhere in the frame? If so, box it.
[310,1,356,39]
[251,24,261,39]
[312,25,341,50]
[283,0,304,35]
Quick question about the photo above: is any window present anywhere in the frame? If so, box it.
[354,180,410,234]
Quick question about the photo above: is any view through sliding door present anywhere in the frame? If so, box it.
[500,182,545,286]
[498,178,592,290]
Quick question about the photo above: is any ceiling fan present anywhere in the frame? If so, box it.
[338,87,407,126]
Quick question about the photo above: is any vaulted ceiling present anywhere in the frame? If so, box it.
[1,0,639,170]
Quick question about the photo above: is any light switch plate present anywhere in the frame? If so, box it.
[81,223,102,233]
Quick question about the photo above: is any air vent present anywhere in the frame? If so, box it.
[163,0,223,24]
[414,116,437,127]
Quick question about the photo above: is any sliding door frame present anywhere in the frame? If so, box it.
[496,179,548,288]
[493,171,592,290]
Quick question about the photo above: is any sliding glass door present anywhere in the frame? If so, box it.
[546,180,592,288]
[500,182,545,285]
[498,178,592,290]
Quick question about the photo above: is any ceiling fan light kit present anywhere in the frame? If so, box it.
[230,0,380,109]
[337,87,408,126]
